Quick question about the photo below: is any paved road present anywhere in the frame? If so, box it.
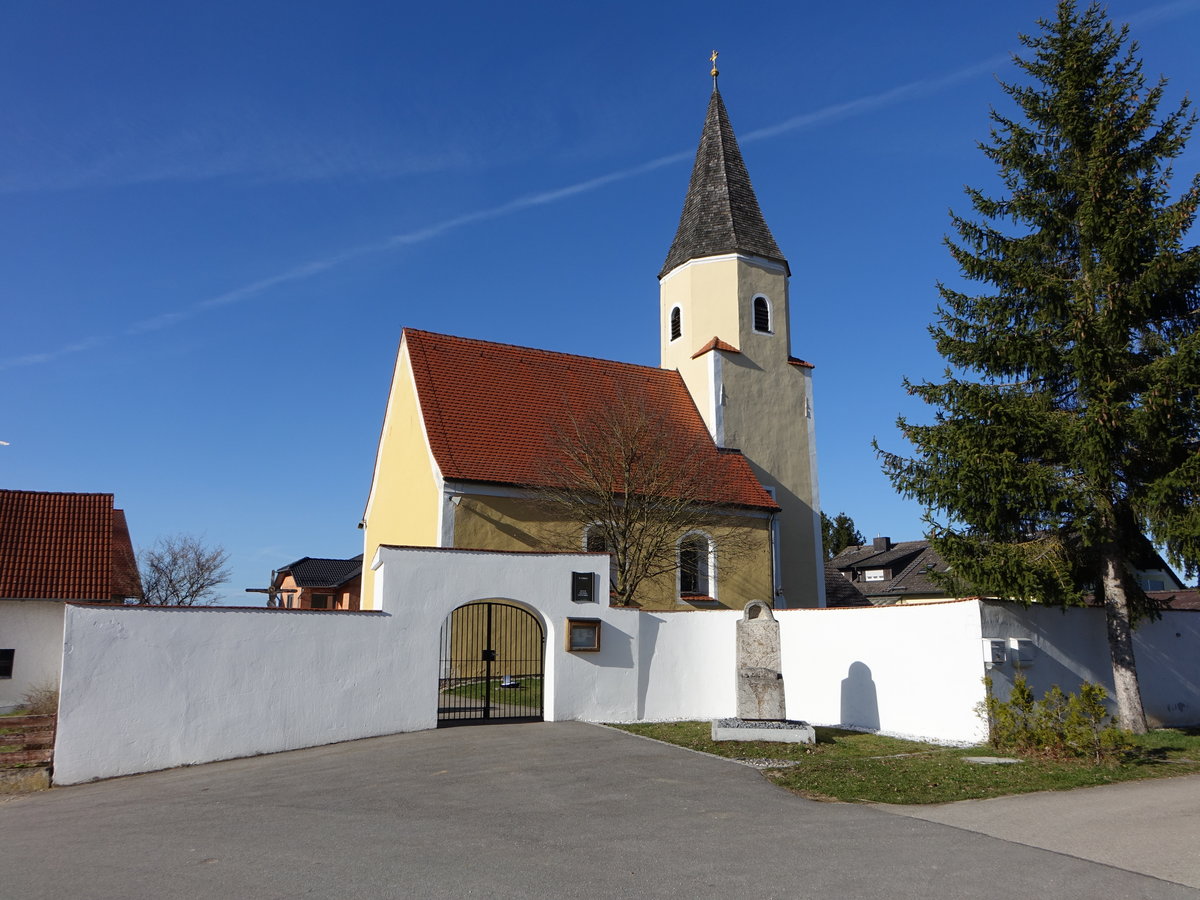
[0,722,1195,899]
[882,772,1200,890]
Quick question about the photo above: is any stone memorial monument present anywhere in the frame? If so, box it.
[712,600,815,743]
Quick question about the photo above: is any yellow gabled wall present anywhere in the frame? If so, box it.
[361,336,443,609]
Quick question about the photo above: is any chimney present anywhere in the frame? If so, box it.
[873,536,891,552]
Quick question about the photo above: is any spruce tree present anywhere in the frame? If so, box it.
[821,511,866,560]
[877,1,1200,733]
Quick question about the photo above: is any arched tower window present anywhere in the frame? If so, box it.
[753,296,772,333]
[670,306,682,341]
[678,532,714,598]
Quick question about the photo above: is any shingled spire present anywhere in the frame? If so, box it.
[660,87,788,278]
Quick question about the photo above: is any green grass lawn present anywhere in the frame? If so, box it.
[444,677,542,708]
[611,721,1200,804]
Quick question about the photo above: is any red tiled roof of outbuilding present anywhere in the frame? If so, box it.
[403,330,777,510]
[111,508,143,600]
[0,490,141,601]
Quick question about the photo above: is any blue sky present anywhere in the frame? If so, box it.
[4,0,1199,602]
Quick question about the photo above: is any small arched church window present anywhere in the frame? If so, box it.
[753,296,771,333]
[670,307,682,341]
[679,533,712,597]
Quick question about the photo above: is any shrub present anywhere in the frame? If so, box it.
[982,675,1130,764]
[20,682,59,717]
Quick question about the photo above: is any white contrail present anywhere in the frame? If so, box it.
[5,0,1197,373]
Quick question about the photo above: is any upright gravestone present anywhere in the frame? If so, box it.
[712,600,814,744]
[736,600,786,720]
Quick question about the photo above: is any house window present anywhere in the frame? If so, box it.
[863,569,885,582]
[310,594,331,610]
[753,296,771,333]
[0,649,13,678]
[670,307,682,341]
[679,533,713,597]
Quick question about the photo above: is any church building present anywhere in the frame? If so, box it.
[361,70,824,611]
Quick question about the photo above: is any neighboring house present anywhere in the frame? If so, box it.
[827,536,1189,608]
[822,562,871,608]
[827,538,953,606]
[0,490,141,712]
[362,79,824,610]
[263,555,362,610]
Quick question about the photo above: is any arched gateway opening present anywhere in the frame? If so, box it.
[437,601,545,726]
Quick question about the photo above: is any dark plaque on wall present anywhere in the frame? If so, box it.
[572,571,595,603]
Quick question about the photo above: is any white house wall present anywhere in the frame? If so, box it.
[0,600,65,713]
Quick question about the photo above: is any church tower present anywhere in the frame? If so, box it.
[659,62,824,608]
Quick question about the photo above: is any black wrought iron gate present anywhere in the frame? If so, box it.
[437,601,545,726]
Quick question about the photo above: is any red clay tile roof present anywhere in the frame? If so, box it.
[691,337,741,359]
[788,356,814,369]
[0,490,142,601]
[404,330,777,510]
[1147,589,1200,610]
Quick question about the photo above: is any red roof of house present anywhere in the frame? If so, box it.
[0,490,142,601]
[403,330,777,510]
[1149,589,1200,611]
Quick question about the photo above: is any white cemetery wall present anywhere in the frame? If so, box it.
[54,547,612,785]
[777,601,990,744]
[55,604,403,785]
[371,546,639,725]
[980,601,1200,728]
[633,609,741,722]
[60,550,1141,784]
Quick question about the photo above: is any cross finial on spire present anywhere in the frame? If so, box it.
[710,49,719,87]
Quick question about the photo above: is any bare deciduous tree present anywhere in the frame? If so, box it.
[138,534,232,606]
[536,400,760,606]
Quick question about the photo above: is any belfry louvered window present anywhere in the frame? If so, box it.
[753,296,771,333]
[670,307,682,341]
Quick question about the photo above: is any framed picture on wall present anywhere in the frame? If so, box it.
[565,618,601,652]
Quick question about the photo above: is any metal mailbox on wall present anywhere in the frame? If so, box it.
[571,571,595,603]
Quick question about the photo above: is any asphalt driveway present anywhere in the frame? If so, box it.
[1,722,1195,899]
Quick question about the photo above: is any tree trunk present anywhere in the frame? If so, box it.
[1100,550,1148,734]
